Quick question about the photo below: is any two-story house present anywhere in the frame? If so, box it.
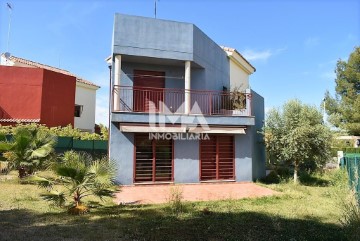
[109,14,265,185]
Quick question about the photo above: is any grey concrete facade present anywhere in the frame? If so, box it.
[235,133,253,182]
[110,122,134,185]
[174,140,200,183]
[251,90,266,180]
[113,14,230,92]
[111,128,257,185]
[110,14,266,185]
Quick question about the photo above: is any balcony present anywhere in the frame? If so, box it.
[112,86,252,117]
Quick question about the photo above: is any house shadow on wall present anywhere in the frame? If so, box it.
[0,206,346,241]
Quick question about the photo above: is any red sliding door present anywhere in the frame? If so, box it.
[133,70,165,112]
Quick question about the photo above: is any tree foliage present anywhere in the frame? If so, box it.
[324,46,360,135]
[265,99,332,183]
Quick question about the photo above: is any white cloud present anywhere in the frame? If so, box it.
[242,49,272,61]
[242,47,287,61]
[304,37,320,47]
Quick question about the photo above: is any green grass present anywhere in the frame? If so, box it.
[0,170,350,241]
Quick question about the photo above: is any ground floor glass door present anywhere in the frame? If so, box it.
[134,134,173,183]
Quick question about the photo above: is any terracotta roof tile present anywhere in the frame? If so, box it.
[220,46,256,71]
[2,54,100,88]
[0,119,40,123]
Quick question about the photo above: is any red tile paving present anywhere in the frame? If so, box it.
[115,182,278,204]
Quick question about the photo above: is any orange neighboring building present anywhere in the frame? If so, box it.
[0,65,76,127]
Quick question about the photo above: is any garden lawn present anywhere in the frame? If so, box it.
[0,171,349,241]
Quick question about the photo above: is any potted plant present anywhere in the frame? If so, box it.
[221,86,247,115]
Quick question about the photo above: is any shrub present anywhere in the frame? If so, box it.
[275,166,291,178]
[299,159,322,173]
[261,171,281,184]
[298,171,330,187]
[168,186,184,215]
[328,169,348,188]
[0,123,108,140]
[341,192,360,241]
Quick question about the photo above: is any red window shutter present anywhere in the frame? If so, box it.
[134,134,173,183]
[218,136,234,180]
[200,136,217,181]
[200,135,234,181]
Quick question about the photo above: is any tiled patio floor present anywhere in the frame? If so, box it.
[115,182,278,204]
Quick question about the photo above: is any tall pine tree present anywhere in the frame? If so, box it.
[325,47,360,135]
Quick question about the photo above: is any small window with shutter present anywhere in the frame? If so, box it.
[74,105,83,117]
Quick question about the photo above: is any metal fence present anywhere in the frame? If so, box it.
[2,135,108,157]
[55,137,108,157]
[113,85,252,116]
[341,154,360,201]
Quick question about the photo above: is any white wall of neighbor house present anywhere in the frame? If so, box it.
[229,60,250,90]
[74,82,98,132]
[336,136,360,147]
[1,56,29,67]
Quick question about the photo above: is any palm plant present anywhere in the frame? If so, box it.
[0,134,11,173]
[35,151,117,214]
[0,127,56,177]
[0,133,11,155]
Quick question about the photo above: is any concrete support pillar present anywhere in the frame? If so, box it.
[184,61,191,114]
[113,55,121,111]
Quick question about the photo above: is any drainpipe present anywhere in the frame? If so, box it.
[107,63,112,158]
[113,55,121,111]
[185,61,191,114]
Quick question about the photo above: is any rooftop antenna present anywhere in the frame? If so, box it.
[6,2,13,53]
[154,0,159,18]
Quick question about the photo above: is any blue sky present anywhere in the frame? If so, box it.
[0,0,359,125]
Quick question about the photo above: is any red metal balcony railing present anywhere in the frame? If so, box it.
[112,85,252,116]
